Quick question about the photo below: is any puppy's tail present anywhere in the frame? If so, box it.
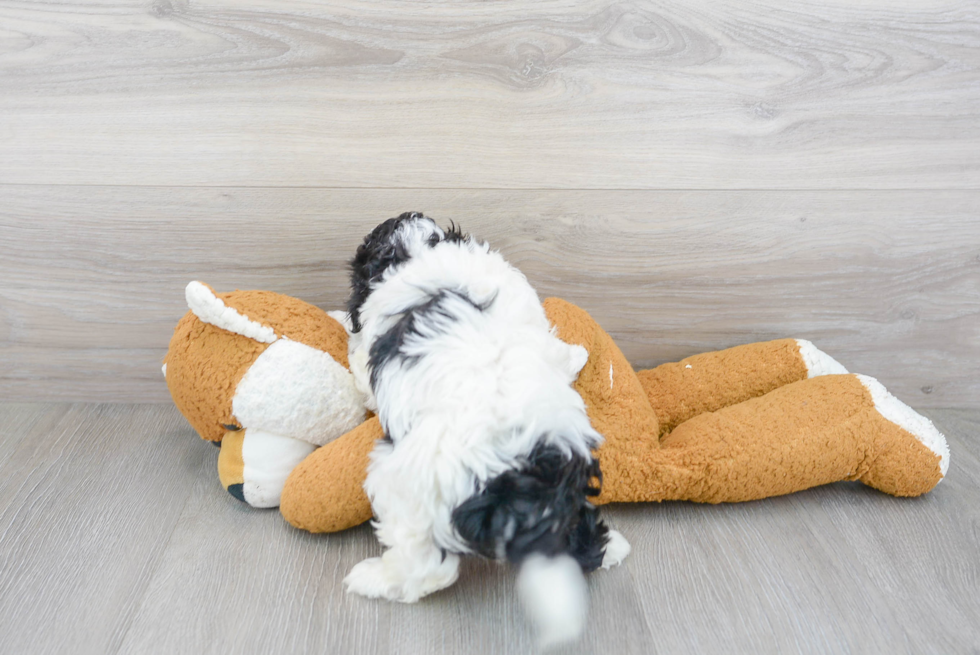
[516,553,588,649]
[452,444,607,648]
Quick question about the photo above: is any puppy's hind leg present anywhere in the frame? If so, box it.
[344,541,460,603]
[600,529,631,570]
[344,444,460,603]
[567,504,631,572]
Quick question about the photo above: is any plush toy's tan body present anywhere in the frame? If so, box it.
[280,298,948,533]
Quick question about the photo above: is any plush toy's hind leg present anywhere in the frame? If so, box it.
[636,339,847,436]
[598,374,947,504]
[849,374,949,494]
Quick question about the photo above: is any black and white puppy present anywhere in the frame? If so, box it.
[342,213,630,646]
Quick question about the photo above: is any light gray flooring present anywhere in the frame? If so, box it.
[0,403,977,654]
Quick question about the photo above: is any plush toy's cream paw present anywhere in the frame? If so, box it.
[600,529,631,570]
[344,550,460,603]
[218,428,317,508]
[796,339,849,377]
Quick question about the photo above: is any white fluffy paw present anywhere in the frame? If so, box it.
[600,529,631,570]
[344,553,460,603]
[344,557,395,600]
[567,344,590,378]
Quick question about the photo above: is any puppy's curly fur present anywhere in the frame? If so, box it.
[342,213,629,646]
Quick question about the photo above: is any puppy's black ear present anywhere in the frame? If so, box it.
[348,212,423,332]
[452,444,608,571]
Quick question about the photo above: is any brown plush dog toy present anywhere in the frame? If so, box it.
[164,283,949,532]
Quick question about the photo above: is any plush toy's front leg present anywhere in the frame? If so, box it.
[280,417,381,531]
[636,338,847,437]
[599,373,948,504]
[217,428,317,508]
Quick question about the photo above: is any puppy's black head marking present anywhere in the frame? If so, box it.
[348,212,422,333]
[347,213,469,333]
[451,443,610,572]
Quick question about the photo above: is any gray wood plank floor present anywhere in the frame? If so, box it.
[0,403,977,654]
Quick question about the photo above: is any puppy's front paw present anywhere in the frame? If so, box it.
[344,557,392,600]
[567,344,590,378]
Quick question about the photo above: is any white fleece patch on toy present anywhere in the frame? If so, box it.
[240,428,318,508]
[856,374,950,478]
[185,281,277,343]
[233,338,366,446]
[796,339,848,377]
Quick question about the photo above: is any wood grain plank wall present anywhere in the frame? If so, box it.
[0,0,977,406]
[1,187,977,406]
[0,0,978,188]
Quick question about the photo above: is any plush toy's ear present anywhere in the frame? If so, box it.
[186,281,278,343]
[204,284,351,369]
